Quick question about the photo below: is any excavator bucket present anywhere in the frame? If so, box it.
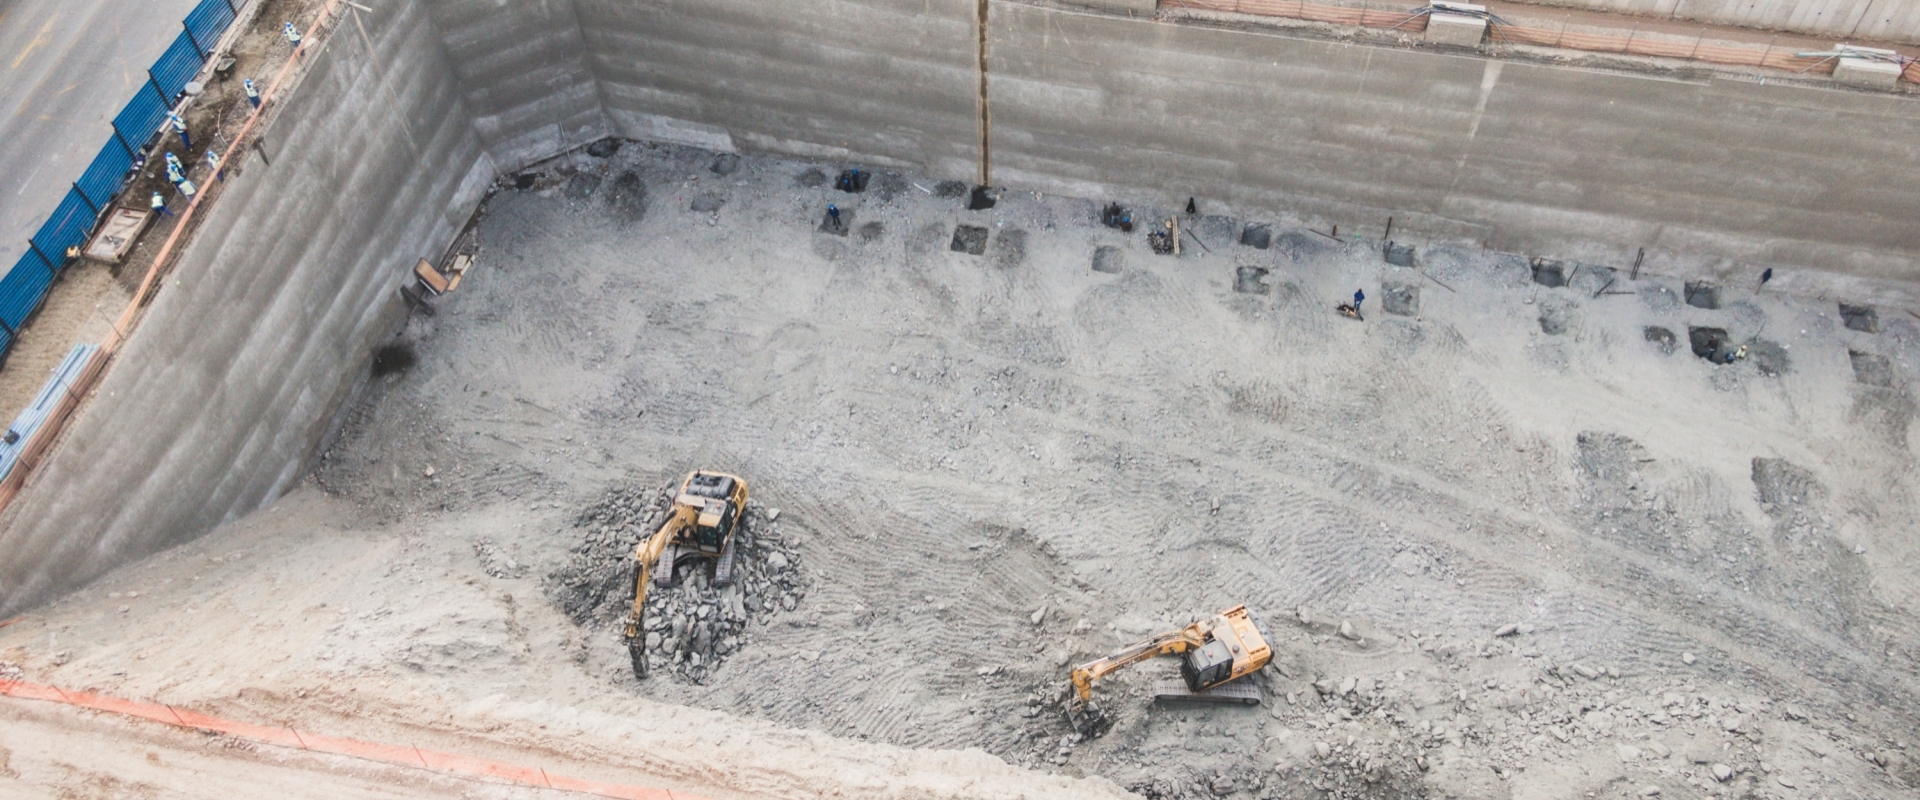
[1067,697,1112,738]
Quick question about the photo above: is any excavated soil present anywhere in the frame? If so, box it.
[3,142,1919,800]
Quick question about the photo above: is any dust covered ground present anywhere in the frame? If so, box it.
[3,142,1918,800]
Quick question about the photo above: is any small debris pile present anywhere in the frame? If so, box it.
[547,480,805,684]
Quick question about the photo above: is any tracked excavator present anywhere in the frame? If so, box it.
[622,470,749,679]
[1068,605,1274,734]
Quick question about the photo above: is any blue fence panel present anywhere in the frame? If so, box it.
[150,32,204,99]
[76,142,135,210]
[112,86,168,150]
[31,191,97,265]
[0,253,54,331]
[184,0,237,54]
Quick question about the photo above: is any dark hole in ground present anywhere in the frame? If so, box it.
[513,173,537,190]
[933,180,968,198]
[968,185,996,210]
[564,172,602,200]
[819,206,852,236]
[1101,203,1134,232]
[1688,326,1729,361]
[690,192,724,213]
[1539,304,1569,335]
[371,343,416,377]
[1092,246,1123,274]
[1240,224,1271,249]
[1382,281,1419,316]
[1644,326,1677,355]
[605,172,648,223]
[710,152,739,176]
[1839,303,1879,333]
[796,168,827,188]
[1684,281,1720,310]
[834,169,870,193]
[1530,258,1567,288]
[1849,350,1894,387]
[854,221,885,242]
[1383,242,1416,268]
[950,225,988,255]
[585,138,622,158]
[1233,266,1271,295]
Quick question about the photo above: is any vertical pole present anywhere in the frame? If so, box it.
[1555,15,1570,48]
[71,185,99,217]
[1631,248,1644,281]
[1623,21,1640,54]
[223,0,239,15]
[113,128,138,159]
[27,242,59,275]
[147,71,171,107]
[1688,28,1704,60]
[1759,34,1777,67]
[184,23,206,59]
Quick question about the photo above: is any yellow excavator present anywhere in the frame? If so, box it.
[622,470,749,679]
[1068,605,1274,734]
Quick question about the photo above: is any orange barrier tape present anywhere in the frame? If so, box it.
[0,679,705,800]
[1167,0,1913,82]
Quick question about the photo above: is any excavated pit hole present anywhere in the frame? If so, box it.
[1685,281,1721,310]
[818,206,853,236]
[1092,246,1123,274]
[834,168,870,193]
[1839,303,1879,333]
[950,225,988,255]
[1382,281,1420,316]
[1233,266,1271,295]
[968,185,997,210]
[1530,258,1567,288]
[1383,241,1415,267]
[1239,223,1271,249]
[370,343,416,377]
[1688,326,1730,361]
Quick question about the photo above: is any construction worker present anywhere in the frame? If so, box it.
[164,152,185,185]
[284,22,303,48]
[169,112,190,149]
[151,191,172,217]
[1353,288,1365,316]
[244,78,261,109]
[206,149,224,181]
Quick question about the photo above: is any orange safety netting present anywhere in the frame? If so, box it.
[1166,0,1918,83]
[0,678,705,800]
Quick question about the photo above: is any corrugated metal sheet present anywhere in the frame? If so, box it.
[0,344,99,480]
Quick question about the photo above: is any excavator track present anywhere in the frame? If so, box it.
[714,538,736,587]
[653,545,680,588]
[1152,679,1263,706]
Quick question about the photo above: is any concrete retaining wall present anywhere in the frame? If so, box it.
[0,1,492,613]
[987,1,1920,285]
[1502,0,1920,44]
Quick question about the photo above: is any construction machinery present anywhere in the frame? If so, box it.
[622,470,749,679]
[1067,605,1274,734]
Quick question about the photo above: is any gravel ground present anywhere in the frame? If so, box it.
[2,141,1916,800]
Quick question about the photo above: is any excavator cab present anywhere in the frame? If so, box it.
[1181,639,1237,691]
[677,472,743,555]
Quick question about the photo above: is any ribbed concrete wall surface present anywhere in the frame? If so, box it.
[989,2,1920,283]
[424,0,609,170]
[1507,0,1920,43]
[0,2,492,613]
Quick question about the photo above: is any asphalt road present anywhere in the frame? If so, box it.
[0,0,204,269]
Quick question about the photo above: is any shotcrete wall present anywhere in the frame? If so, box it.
[5,0,1920,612]
[1505,0,1920,43]
[0,2,492,613]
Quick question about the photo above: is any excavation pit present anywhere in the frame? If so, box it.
[1092,245,1123,274]
[1688,326,1730,361]
[1840,303,1879,333]
[1383,242,1415,267]
[1239,223,1271,249]
[1233,266,1271,295]
[1684,281,1721,310]
[1644,326,1677,355]
[1530,258,1567,288]
[1850,350,1894,387]
[950,224,988,255]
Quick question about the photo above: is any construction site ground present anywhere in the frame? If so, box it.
[2,141,1916,799]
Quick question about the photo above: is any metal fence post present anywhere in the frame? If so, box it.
[26,242,58,275]
[71,185,99,217]
[223,0,238,14]
[184,22,207,59]
[146,72,171,107]
[112,129,138,159]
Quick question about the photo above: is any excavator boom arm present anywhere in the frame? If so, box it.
[1070,626,1205,701]
[623,510,690,639]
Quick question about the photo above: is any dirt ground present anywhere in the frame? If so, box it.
[3,142,1917,800]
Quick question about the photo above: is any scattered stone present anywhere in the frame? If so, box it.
[1493,623,1519,637]
[1338,676,1357,696]
[1572,664,1599,680]
[1617,744,1642,762]
[1315,741,1332,758]
[1640,787,1661,797]
[1682,652,1696,665]
[1711,764,1733,782]
[709,152,740,176]
[690,193,724,213]
[1776,775,1796,789]
[766,508,781,521]
[1031,606,1047,625]
[423,465,436,477]
[1338,620,1358,640]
